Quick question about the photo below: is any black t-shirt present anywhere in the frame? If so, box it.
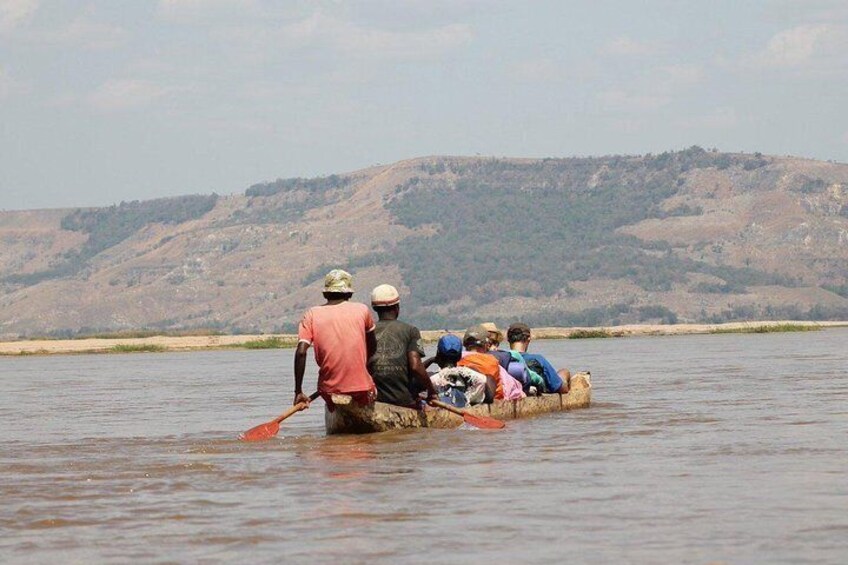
[370,319,425,407]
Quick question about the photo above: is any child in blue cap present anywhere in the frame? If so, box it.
[427,334,491,406]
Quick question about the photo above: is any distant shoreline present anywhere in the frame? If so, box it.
[1,321,846,356]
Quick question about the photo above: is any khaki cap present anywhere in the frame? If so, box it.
[371,284,400,307]
[480,322,502,342]
[323,269,354,293]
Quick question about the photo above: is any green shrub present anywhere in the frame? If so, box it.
[823,284,848,298]
[637,305,679,324]
[245,174,351,197]
[5,195,218,287]
[240,336,295,349]
[110,344,167,353]
[710,324,820,334]
[568,329,616,339]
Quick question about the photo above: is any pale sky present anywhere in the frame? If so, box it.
[1,0,847,210]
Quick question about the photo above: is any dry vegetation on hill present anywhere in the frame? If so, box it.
[1,147,846,338]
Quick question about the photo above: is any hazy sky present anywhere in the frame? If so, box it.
[1,0,847,210]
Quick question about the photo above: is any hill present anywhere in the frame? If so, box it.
[1,147,847,338]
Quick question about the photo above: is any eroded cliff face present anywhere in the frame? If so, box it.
[1,151,847,338]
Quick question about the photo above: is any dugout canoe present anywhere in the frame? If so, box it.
[325,371,592,435]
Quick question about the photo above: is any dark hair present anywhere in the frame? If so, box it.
[323,292,353,301]
[373,304,399,315]
[436,351,460,366]
[463,336,487,349]
[507,325,531,343]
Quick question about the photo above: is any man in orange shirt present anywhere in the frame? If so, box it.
[293,269,377,407]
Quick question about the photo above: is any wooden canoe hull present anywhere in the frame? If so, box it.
[324,372,591,435]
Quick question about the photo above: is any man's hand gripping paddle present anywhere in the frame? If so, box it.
[239,391,321,442]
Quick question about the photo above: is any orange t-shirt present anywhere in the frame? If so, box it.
[298,301,376,394]
[458,352,503,400]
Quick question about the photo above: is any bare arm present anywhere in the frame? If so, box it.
[293,342,310,405]
[409,351,437,399]
[366,330,377,363]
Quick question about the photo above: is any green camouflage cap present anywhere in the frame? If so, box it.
[323,269,354,293]
[463,325,490,348]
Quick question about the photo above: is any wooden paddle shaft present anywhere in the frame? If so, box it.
[275,391,321,423]
[428,399,468,417]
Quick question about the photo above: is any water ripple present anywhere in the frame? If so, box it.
[1,329,847,563]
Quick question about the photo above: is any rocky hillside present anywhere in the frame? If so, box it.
[1,147,847,338]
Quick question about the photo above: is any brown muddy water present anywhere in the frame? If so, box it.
[2,330,847,564]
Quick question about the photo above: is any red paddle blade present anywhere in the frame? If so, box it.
[463,413,505,430]
[239,420,281,442]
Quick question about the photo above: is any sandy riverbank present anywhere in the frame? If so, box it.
[1,320,846,356]
[524,320,848,339]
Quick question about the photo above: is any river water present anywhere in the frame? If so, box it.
[1,329,846,564]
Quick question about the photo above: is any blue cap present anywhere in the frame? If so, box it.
[437,334,463,359]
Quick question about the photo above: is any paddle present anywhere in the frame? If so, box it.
[428,399,506,429]
[239,391,321,442]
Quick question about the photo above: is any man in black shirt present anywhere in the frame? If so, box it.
[369,284,436,407]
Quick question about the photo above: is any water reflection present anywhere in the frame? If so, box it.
[305,435,379,481]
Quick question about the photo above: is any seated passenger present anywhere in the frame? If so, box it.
[482,321,543,395]
[480,322,511,366]
[458,325,525,401]
[429,334,489,406]
[369,284,437,407]
[507,322,571,393]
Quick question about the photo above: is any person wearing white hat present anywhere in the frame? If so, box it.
[293,269,377,407]
[369,284,437,407]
